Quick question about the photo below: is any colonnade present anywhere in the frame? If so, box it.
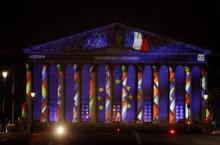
[26,64,207,123]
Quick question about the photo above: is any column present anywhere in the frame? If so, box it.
[57,64,64,121]
[159,65,169,123]
[81,65,90,122]
[153,65,159,122]
[121,65,128,122]
[89,65,96,122]
[112,65,122,122]
[40,65,48,122]
[201,67,210,121]
[26,64,32,121]
[105,65,112,123]
[33,64,42,121]
[169,66,176,123]
[185,66,192,121]
[137,65,144,123]
[143,65,153,122]
[73,64,80,122]
[97,65,105,122]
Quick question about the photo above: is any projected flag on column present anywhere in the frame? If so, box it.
[97,65,105,122]
[153,65,159,122]
[26,64,31,99]
[127,65,136,122]
[201,67,210,120]
[41,65,48,122]
[201,68,206,99]
[26,64,31,120]
[113,65,122,122]
[73,64,80,122]
[124,31,149,52]
[105,65,112,123]
[169,66,176,123]
[57,64,64,121]
[185,66,191,120]
[137,65,144,123]
[122,65,128,122]
[89,65,96,122]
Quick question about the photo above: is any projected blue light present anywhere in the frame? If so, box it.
[159,65,169,123]
[81,65,90,122]
[83,32,108,49]
[127,65,136,122]
[175,66,185,122]
[33,64,42,121]
[143,65,153,122]
[65,65,74,121]
[97,65,106,122]
[113,65,122,122]
[49,64,58,122]
[176,105,184,121]
[191,66,201,121]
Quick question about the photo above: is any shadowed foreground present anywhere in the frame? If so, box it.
[1,131,220,145]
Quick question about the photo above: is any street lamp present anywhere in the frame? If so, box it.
[204,94,208,100]
[204,93,208,121]
[31,92,36,98]
[30,91,36,123]
[2,71,8,81]
[1,70,8,132]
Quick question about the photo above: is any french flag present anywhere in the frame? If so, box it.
[125,31,149,52]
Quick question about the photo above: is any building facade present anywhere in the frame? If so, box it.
[23,23,210,124]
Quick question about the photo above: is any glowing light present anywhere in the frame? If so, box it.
[117,128,120,132]
[2,71,8,79]
[204,94,208,100]
[31,92,36,98]
[168,128,176,135]
[186,121,192,125]
[56,125,65,135]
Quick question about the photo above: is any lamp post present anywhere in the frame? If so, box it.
[30,91,36,122]
[2,71,8,132]
[204,94,208,120]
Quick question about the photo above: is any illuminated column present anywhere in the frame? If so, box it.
[201,67,210,120]
[153,65,159,122]
[105,65,112,123]
[185,66,192,120]
[137,65,143,123]
[112,65,121,122]
[169,66,176,123]
[57,64,64,121]
[73,64,80,122]
[89,65,96,122]
[121,65,128,122]
[26,64,32,120]
[40,65,48,122]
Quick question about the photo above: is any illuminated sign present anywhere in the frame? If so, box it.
[197,54,205,62]
[29,55,46,59]
[94,56,139,61]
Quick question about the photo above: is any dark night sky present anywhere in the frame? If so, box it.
[0,0,220,121]
[0,0,219,54]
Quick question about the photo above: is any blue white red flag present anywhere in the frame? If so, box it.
[125,31,149,52]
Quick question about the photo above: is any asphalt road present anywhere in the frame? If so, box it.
[1,131,220,145]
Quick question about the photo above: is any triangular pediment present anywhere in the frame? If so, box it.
[23,23,210,55]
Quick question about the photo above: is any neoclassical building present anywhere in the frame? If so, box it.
[23,23,210,124]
